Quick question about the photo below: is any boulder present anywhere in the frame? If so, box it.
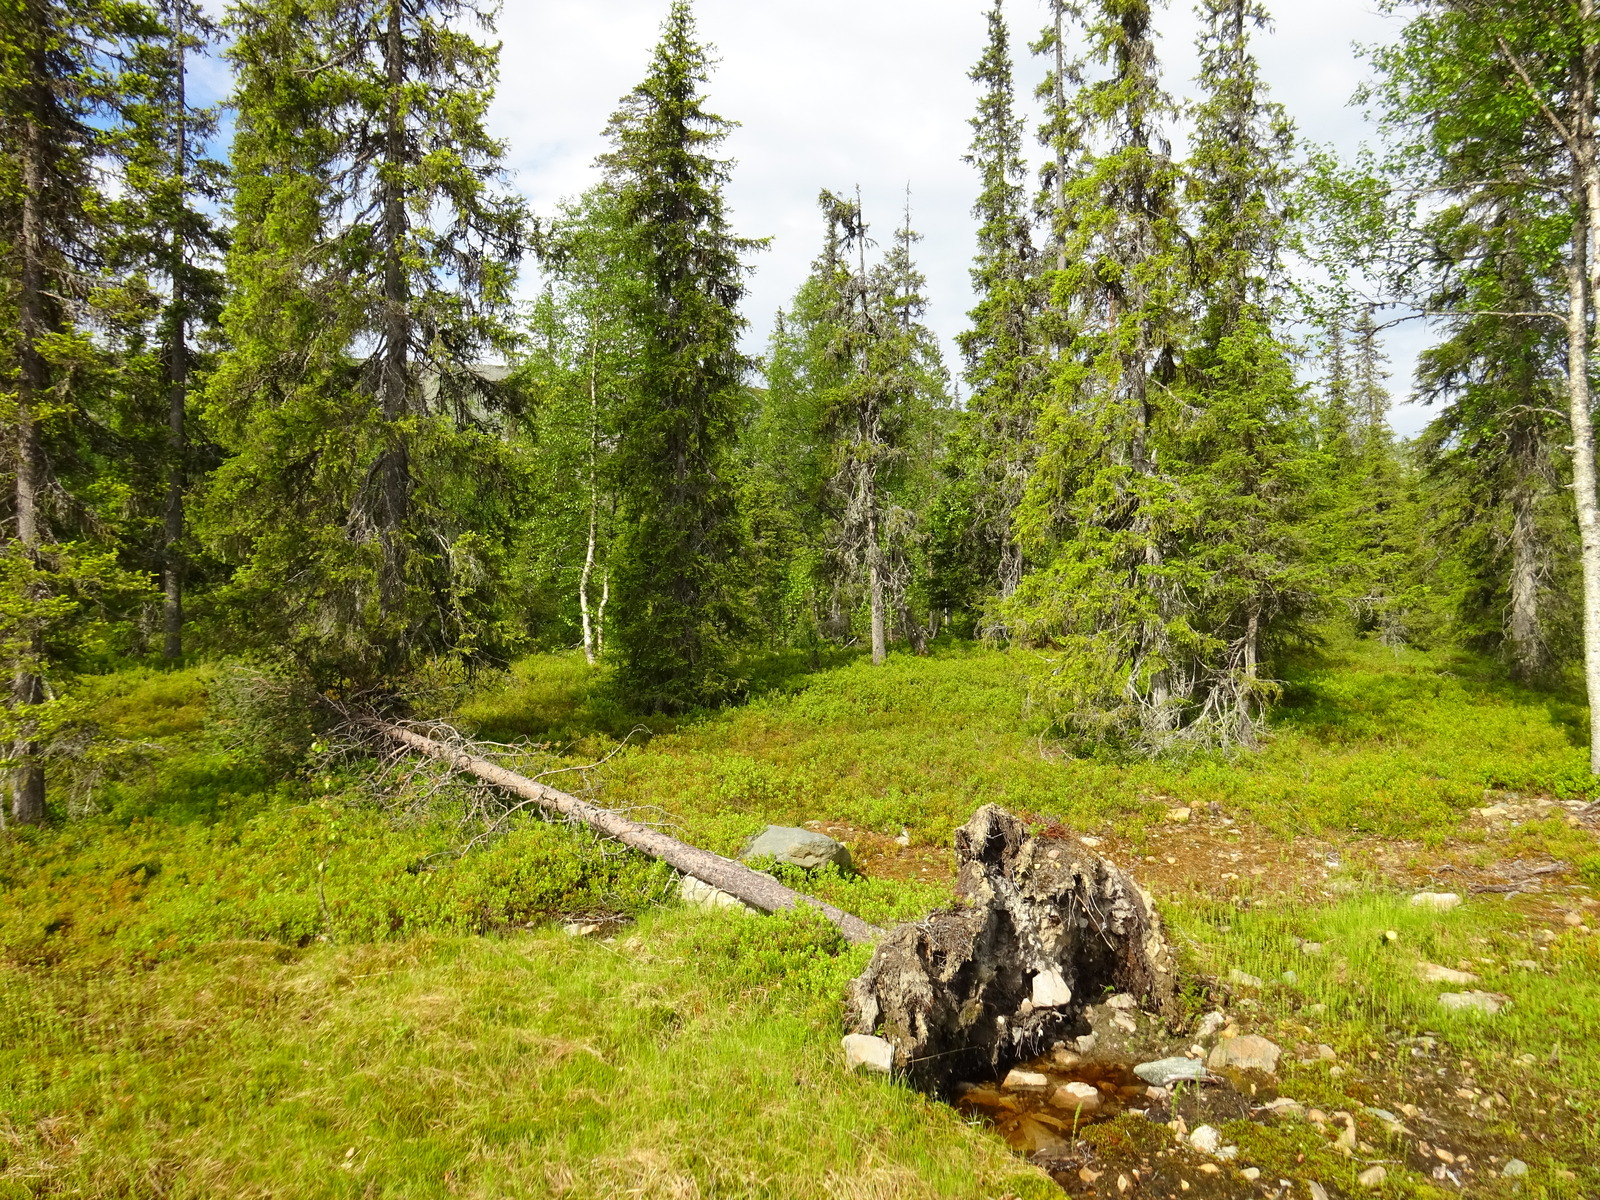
[1206,1034,1281,1073]
[841,1033,894,1074]
[742,826,852,871]
[844,805,1178,1091]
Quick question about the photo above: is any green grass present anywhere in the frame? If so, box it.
[2,633,1598,1197]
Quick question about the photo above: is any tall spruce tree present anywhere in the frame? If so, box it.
[205,0,527,686]
[1170,0,1320,741]
[108,0,227,659]
[0,0,157,823]
[1003,0,1193,747]
[598,0,760,709]
[951,0,1044,616]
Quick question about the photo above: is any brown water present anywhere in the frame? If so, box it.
[953,1055,1151,1158]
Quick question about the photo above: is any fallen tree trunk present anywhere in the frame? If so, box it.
[360,718,884,946]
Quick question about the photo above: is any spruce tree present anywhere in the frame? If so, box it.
[205,0,528,685]
[0,0,157,822]
[950,0,1044,615]
[1002,0,1192,746]
[598,0,760,709]
[1170,0,1321,741]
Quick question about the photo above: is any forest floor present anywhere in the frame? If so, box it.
[1,636,1598,1199]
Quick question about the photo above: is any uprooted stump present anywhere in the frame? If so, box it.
[846,804,1178,1092]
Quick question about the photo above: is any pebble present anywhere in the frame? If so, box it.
[1241,1168,1261,1181]
[1300,941,1324,956]
[1309,1184,1330,1200]
[1411,892,1462,912]
[1189,1125,1222,1154]
[841,1034,894,1075]
[1260,1097,1305,1119]
[1002,1068,1050,1091]
[1195,1010,1226,1038]
[1228,968,1265,988]
[1281,970,1298,985]
[1079,836,1103,847]
[1112,1012,1138,1034]
[1316,1044,1338,1061]
[1418,961,1479,985]
[893,828,910,847]
[1358,1165,1387,1188]
[678,875,757,913]
[562,922,601,937]
[1106,992,1138,1010]
[1076,1032,1099,1054]
[1134,1057,1211,1086]
[1439,990,1507,1015]
[1207,1034,1282,1073]
[1502,1159,1528,1179]
[1166,806,1192,823]
[1052,1081,1102,1112]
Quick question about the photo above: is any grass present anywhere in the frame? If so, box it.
[2,633,1598,1197]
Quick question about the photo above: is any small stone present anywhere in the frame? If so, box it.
[1228,968,1265,988]
[1439,990,1507,1015]
[1052,1081,1102,1112]
[562,921,601,937]
[1117,1175,1132,1194]
[1032,968,1073,1009]
[1145,1086,1170,1101]
[1106,992,1138,1010]
[1135,1058,1211,1086]
[1382,929,1400,943]
[1195,1011,1226,1038]
[1512,959,1540,970]
[1502,1159,1528,1179]
[841,1034,894,1074]
[1411,892,1462,912]
[1079,1167,1102,1184]
[1002,1068,1050,1091]
[1418,961,1479,985]
[1112,1011,1138,1034]
[1300,941,1324,956]
[677,875,758,913]
[1076,1032,1099,1054]
[1190,1125,1222,1154]
[893,828,910,848]
[1261,1097,1305,1119]
[1199,1164,1220,1175]
[1166,806,1192,823]
[1316,1044,1338,1061]
[1207,1034,1281,1073]
[1564,911,1583,926]
[1241,1168,1261,1181]
[1052,1047,1082,1069]
[1309,1184,1330,1200]
[1281,970,1298,985]
[742,826,852,871]
[1079,836,1103,847]
[1358,1166,1387,1188]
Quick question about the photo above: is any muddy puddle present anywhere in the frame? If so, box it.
[954,1054,1158,1157]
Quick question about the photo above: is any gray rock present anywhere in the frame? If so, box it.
[1195,1010,1226,1038]
[1052,1081,1102,1112]
[1439,990,1508,1015]
[1076,1032,1099,1054]
[1207,1034,1281,1073]
[1300,941,1324,956]
[1261,1097,1305,1119]
[1134,1057,1210,1086]
[1418,961,1479,985]
[1032,969,1073,1008]
[1309,1183,1330,1200]
[1002,1068,1050,1091]
[1358,1166,1387,1189]
[1106,992,1138,1010]
[1502,1159,1528,1179]
[1228,968,1265,988]
[677,875,757,913]
[742,825,852,871]
[841,1033,894,1074]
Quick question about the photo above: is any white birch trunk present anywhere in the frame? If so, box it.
[578,337,600,665]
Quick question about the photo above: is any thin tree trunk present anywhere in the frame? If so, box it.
[377,0,410,595]
[866,479,886,665]
[579,336,600,665]
[11,113,48,825]
[1563,179,1600,772]
[1053,1,1067,275]
[162,10,188,660]
[1506,473,1548,681]
[597,569,609,657]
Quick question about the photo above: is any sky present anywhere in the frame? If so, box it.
[486,0,1432,433]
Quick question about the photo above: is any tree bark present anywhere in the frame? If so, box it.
[363,718,883,945]
[866,488,887,665]
[162,8,188,660]
[1506,474,1548,681]
[1563,179,1600,772]
[11,104,48,825]
[376,0,411,594]
[579,335,600,664]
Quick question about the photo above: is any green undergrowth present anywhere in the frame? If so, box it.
[0,908,1054,1200]
[452,635,1595,852]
